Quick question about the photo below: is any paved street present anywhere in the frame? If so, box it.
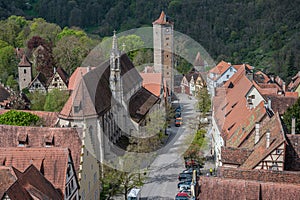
[139,94,200,199]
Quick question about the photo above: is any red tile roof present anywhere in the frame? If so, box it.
[221,147,253,165]
[0,147,70,196]
[209,60,231,75]
[288,71,300,91]
[6,165,62,200]
[140,73,162,97]
[198,176,300,200]
[240,113,286,169]
[152,11,173,25]
[0,167,16,198]
[18,54,31,67]
[68,67,95,91]
[0,125,82,179]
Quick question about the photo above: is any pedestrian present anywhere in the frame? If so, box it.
[209,168,213,176]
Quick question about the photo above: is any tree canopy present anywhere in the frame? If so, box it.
[0,110,41,126]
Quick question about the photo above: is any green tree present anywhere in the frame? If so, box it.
[196,87,211,117]
[0,45,18,84]
[28,91,46,111]
[6,75,18,91]
[43,89,69,112]
[0,110,41,126]
[283,98,300,134]
[53,35,91,74]
[118,34,144,60]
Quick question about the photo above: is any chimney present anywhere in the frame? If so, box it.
[266,131,270,148]
[283,81,286,93]
[292,117,296,135]
[87,66,90,72]
[270,75,274,83]
[267,98,271,110]
[255,122,260,144]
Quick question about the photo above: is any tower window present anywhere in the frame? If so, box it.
[23,79,26,81]
[24,69,26,74]
[166,37,169,40]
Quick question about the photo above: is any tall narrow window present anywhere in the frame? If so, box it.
[24,69,27,74]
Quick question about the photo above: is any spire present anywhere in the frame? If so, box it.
[153,11,173,25]
[18,54,31,67]
[112,30,118,53]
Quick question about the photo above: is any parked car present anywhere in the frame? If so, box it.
[177,180,192,189]
[178,172,192,181]
[127,188,140,200]
[175,112,181,118]
[175,192,190,200]
[175,117,182,127]
[184,158,203,168]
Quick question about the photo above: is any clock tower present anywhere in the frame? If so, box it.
[153,11,174,95]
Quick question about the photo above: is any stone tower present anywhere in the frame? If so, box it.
[18,54,32,91]
[109,31,122,102]
[153,11,174,94]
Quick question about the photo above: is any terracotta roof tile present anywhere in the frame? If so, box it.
[0,125,82,179]
[6,165,62,200]
[262,94,298,115]
[68,67,95,91]
[152,11,173,25]
[288,71,300,91]
[240,113,286,169]
[0,147,69,196]
[0,167,17,198]
[140,73,162,97]
[209,60,231,75]
[221,147,253,165]
[18,54,31,67]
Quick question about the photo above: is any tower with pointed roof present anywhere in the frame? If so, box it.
[153,11,174,95]
[110,31,122,102]
[18,54,32,91]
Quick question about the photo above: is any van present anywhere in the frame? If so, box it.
[127,188,140,200]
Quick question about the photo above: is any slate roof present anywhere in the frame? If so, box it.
[6,165,62,200]
[174,74,183,87]
[129,87,160,123]
[0,147,70,196]
[152,11,173,25]
[0,125,82,178]
[140,73,162,97]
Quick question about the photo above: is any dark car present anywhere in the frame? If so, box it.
[178,172,192,181]
[175,112,181,118]
[177,180,192,189]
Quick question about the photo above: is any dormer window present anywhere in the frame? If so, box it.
[18,133,28,147]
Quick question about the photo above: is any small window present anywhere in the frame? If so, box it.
[226,75,230,79]
[24,69,27,74]
[166,37,169,40]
